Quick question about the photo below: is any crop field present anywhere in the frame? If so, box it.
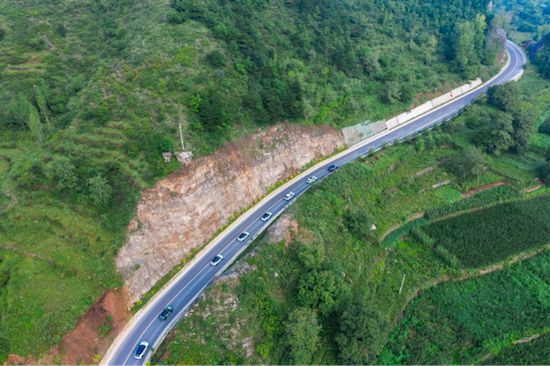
[481,332,550,365]
[379,250,550,365]
[426,185,520,219]
[424,195,550,268]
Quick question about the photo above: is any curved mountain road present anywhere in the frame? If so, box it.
[102,40,526,366]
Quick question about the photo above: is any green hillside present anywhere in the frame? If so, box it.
[0,0,505,361]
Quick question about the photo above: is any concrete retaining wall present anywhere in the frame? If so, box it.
[396,101,434,125]
[460,77,482,94]
[341,77,485,146]
[432,92,453,108]
[386,117,399,130]
[450,87,463,98]
[342,119,387,146]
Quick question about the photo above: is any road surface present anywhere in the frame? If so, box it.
[103,40,526,366]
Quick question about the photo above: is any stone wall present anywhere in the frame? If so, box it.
[117,124,345,306]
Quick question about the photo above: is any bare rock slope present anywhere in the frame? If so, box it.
[117,123,344,306]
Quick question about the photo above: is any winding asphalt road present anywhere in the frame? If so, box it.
[103,40,526,366]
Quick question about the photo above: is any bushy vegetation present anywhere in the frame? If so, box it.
[425,185,520,219]
[424,195,550,268]
[380,250,550,365]
[481,333,550,365]
[381,218,430,248]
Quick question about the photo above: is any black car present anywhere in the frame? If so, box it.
[328,164,339,172]
[158,306,173,321]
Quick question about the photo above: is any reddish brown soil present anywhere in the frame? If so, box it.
[461,180,506,198]
[5,289,129,365]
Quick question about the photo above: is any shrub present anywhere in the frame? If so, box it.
[382,218,429,247]
[410,227,434,247]
[206,50,226,68]
[539,117,550,136]
[434,245,460,268]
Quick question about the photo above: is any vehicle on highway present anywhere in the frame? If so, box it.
[261,212,273,222]
[328,164,339,172]
[284,192,295,201]
[158,306,173,321]
[134,341,149,360]
[237,231,250,242]
[211,254,224,266]
[306,176,317,184]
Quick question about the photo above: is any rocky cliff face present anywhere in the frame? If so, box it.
[117,123,344,306]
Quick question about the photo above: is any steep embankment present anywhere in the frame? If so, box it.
[118,123,344,306]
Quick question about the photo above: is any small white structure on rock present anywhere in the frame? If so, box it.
[175,151,193,164]
[162,152,172,163]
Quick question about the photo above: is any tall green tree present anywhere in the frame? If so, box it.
[297,269,340,314]
[512,110,535,154]
[87,174,112,206]
[45,156,78,190]
[284,307,320,365]
[488,112,515,156]
[12,92,29,130]
[36,79,52,132]
[450,146,487,179]
[487,82,523,113]
[335,297,389,365]
[344,208,375,240]
[27,105,44,143]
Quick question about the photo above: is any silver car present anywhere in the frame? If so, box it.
[284,192,295,201]
[134,341,149,360]
[306,176,317,184]
[211,254,223,266]
[261,212,273,222]
[237,232,250,242]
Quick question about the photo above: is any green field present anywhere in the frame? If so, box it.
[424,195,550,268]
[379,250,550,365]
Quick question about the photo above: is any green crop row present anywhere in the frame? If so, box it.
[424,195,550,268]
[381,219,430,248]
[425,185,520,220]
[379,250,550,365]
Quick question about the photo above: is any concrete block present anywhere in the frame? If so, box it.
[450,87,463,98]
[432,92,453,108]
[342,120,388,146]
[386,117,399,129]
[397,101,434,125]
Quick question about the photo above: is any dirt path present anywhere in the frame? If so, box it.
[461,180,506,198]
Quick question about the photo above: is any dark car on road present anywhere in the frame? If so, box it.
[328,164,339,172]
[158,306,173,321]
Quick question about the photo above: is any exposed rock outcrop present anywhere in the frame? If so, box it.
[117,123,344,306]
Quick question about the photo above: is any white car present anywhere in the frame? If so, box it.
[284,192,295,201]
[261,212,273,222]
[237,231,250,242]
[134,341,149,360]
[211,254,223,266]
[306,176,317,184]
